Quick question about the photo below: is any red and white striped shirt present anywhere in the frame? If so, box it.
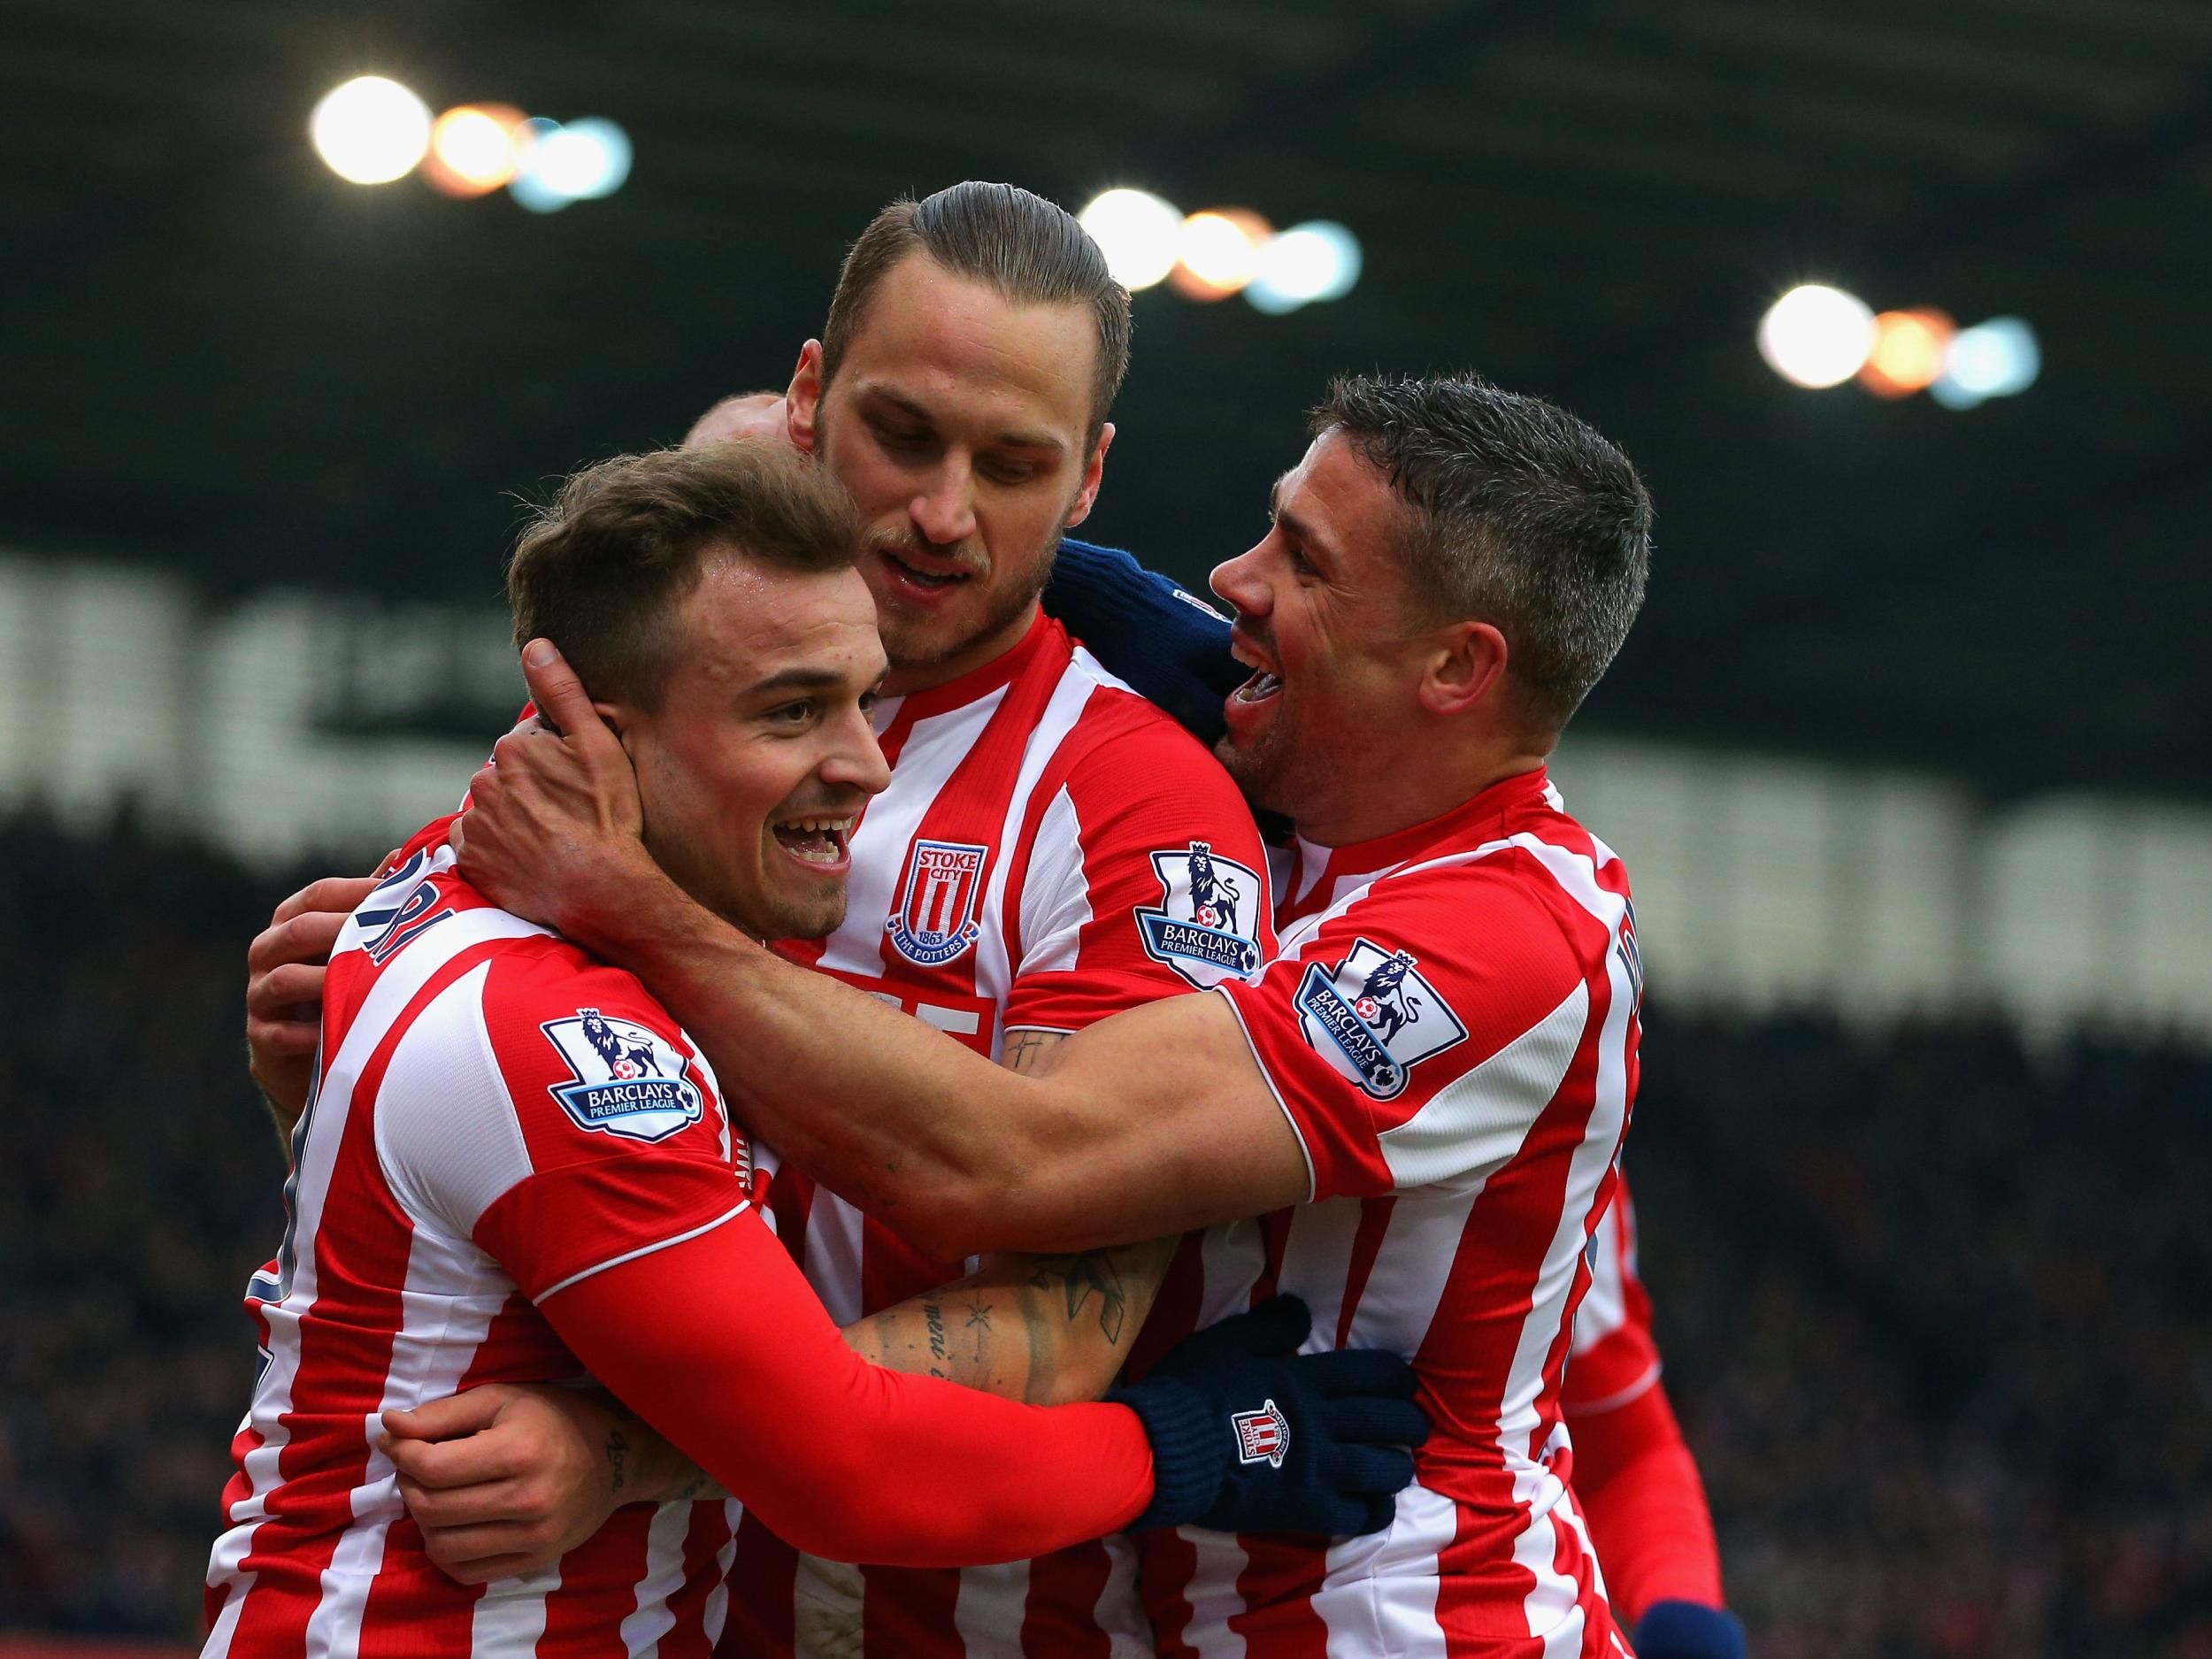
[1132,767,1640,1659]
[204,827,757,1657]
[1565,1182,1660,1419]
[722,611,1273,1659]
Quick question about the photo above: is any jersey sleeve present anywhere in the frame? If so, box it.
[375,946,752,1302]
[1002,714,1275,1033]
[1215,859,1594,1202]
[1563,1177,1663,1413]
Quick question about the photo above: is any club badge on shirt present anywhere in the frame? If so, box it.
[539,1009,705,1142]
[887,838,990,967]
[1135,840,1264,987]
[1294,938,1468,1100]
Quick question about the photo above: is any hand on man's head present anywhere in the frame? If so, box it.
[451,640,653,940]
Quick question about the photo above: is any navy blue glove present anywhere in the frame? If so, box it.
[1633,1601,1746,1659]
[1110,1294,1427,1537]
[1045,538,1242,746]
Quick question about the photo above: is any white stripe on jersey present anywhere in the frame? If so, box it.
[618,1500,698,1656]
[1015,785,1090,979]
[471,1563,559,1654]
[1379,979,1590,1194]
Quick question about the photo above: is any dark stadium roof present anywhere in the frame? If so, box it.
[8,0,2211,795]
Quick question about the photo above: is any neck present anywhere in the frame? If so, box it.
[879,601,1041,697]
[1292,744,1549,849]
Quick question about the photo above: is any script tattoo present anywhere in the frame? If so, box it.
[1027,1250,1132,1345]
[924,1300,949,1378]
[606,1427,630,1496]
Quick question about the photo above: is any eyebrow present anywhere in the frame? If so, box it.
[740,665,853,701]
[859,384,1067,457]
[1270,473,1345,570]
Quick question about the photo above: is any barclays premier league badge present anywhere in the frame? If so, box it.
[540,1009,705,1142]
[1135,841,1264,988]
[1294,938,1468,1101]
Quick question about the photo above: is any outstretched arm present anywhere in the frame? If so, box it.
[455,645,1310,1256]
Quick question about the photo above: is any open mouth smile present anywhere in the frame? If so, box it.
[772,816,857,866]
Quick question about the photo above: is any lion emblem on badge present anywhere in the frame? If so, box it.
[1351,951,1421,1043]
[1186,841,1242,933]
[580,1007,661,1080]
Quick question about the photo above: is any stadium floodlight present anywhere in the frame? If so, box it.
[424,104,526,196]
[1756,283,1877,389]
[1245,220,1363,314]
[1079,188,1182,290]
[1859,309,1955,398]
[507,118,633,212]
[310,76,434,185]
[1171,210,1271,301]
[1937,317,2041,405]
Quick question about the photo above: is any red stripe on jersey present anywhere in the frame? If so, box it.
[1335,1195,1397,1351]
[1020,1548,1115,1658]
[863,1567,966,1659]
[719,1516,799,1657]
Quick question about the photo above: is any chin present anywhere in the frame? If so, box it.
[759,889,849,944]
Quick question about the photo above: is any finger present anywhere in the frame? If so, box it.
[518,640,607,748]
[375,847,403,878]
[1320,1394,1430,1448]
[247,910,352,975]
[419,1521,547,1571]
[399,1473,537,1531]
[449,814,467,860]
[428,1547,549,1587]
[245,1014,320,1058]
[270,875,380,927]
[1320,1443,1416,1496]
[1297,1348,1420,1400]
[246,962,328,1020]
[387,1432,537,1490]
[383,1387,512,1445]
[1357,1492,1397,1536]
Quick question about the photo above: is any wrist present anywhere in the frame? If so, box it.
[1109,1377,1222,1531]
[558,841,681,963]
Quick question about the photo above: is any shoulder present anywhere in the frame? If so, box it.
[1050,657,1243,798]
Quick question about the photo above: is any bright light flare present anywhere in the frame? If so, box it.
[507,118,634,212]
[1757,284,1877,389]
[310,75,434,185]
[1859,309,1955,398]
[1246,220,1362,313]
[1933,317,2041,409]
[1079,188,1182,290]
[424,104,526,196]
[1171,210,1271,300]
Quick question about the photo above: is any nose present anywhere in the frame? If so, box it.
[1210,539,1271,619]
[822,707,892,799]
[910,453,979,549]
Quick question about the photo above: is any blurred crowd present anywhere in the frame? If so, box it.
[2,808,2208,1655]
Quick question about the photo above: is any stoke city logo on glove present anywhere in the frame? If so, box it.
[1232,1398,1290,1469]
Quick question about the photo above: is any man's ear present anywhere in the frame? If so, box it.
[1064,420,1115,530]
[594,701,627,744]
[1417,620,1509,718]
[786,341,826,456]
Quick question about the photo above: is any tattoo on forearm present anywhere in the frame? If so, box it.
[924,1300,949,1378]
[606,1428,630,1496]
[1002,1030,1059,1072]
[1027,1251,1131,1345]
